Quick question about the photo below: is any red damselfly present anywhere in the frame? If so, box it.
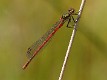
[22,8,77,69]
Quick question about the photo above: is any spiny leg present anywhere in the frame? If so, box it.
[66,17,71,28]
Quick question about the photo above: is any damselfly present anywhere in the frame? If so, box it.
[22,8,78,69]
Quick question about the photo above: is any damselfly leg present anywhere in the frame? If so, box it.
[66,13,78,28]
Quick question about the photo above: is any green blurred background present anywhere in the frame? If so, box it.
[0,0,107,80]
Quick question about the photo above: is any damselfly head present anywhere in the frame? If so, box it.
[62,8,75,19]
[68,8,75,14]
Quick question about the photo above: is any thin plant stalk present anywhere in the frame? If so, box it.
[58,0,86,80]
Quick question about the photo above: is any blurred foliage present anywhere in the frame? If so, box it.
[0,0,107,80]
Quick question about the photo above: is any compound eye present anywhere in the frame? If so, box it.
[71,9,74,13]
[68,8,75,13]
